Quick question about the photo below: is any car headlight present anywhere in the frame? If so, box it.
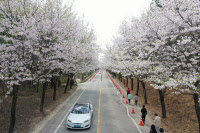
[67,119,72,123]
[84,120,89,123]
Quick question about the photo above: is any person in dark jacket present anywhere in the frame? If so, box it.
[141,105,147,124]
[159,128,164,133]
[149,124,157,133]
[70,78,74,89]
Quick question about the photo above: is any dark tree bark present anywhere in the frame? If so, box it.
[28,81,33,89]
[53,77,57,101]
[8,85,19,133]
[126,77,128,87]
[131,77,133,90]
[194,93,200,133]
[158,89,166,118]
[36,82,39,93]
[64,75,70,93]
[136,77,139,96]
[118,73,120,80]
[40,82,47,112]
[82,73,84,81]
[50,78,54,89]
[58,79,61,87]
[69,73,74,89]
[141,80,147,104]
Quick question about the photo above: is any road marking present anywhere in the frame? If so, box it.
[106,73,142,133]
[53,88,86,133]
[97,88,101,133]
[117,91,142,133]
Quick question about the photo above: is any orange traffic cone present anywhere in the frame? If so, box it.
[132,107,135,113]
[139,117,144,126]
[123,94,125,98]
[126,98,128,104]
[120,90,122,94]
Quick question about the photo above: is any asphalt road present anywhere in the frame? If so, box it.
[31,70,151,133]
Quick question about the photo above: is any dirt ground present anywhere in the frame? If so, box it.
[114,76,198,133]
[0,84,77,133]
[0,74,198,133]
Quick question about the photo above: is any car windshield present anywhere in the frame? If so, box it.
[71,104,89,114]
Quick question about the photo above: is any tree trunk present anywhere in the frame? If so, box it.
[131,77,133,90]
[136,77,139,96]
[70,73,74,89]
[53,77,57,101]
[8,85,19,133]
[58,79,61,87]
[64,75,70,93]
[118,73,120,80]
[194,93,200,133]
[40,82,47,112]
[36,82,39,93]
[158,89,166,118]
[50,78,54,89]
[141,80,147,104]
[82,73,84,81]
[126,77,128,87]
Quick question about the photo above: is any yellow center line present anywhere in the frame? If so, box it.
[97,88,101,133]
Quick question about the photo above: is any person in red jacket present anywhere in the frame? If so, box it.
[127,88,130,96]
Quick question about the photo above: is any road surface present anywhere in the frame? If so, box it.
[30,70,151,133]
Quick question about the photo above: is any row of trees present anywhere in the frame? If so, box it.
[104,0,200,132]
[0,0,99,132]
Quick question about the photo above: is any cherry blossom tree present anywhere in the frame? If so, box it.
[104,0,200,131]
[0,0,99,132]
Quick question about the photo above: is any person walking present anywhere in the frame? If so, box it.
[134,94,138,106]
[154,113,161,133]
[141,105,147,124]
[127,93,132,105]
[70,78,74,89]
[127,88,130,96]
[149,124,157,133]
[159,128,164,133]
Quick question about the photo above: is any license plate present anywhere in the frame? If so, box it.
[74,125,81,128]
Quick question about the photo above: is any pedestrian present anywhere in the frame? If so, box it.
[154,113,161,133]
[141,105,147,124]
[127,93,132,105]
[134,94,138,106]
[149,124,157,133]
[127,88,130,96]
[159,128,164,133]
[70,78,74,89]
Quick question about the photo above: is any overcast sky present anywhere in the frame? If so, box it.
[64,0,152,48]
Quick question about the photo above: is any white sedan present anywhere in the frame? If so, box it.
[66,103,93,129]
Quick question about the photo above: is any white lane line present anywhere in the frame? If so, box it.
[53,88,86,133]
[31,86,83,133]
[108,77,142,133]
[116,91,142,133]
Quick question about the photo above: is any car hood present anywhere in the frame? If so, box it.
[67,113,90,123]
